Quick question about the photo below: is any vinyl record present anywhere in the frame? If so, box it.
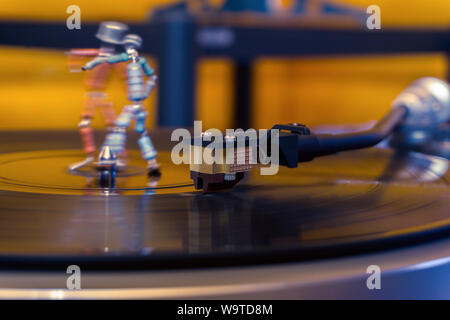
[0,131,448,270]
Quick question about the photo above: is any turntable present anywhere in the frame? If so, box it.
[0,77,448,299]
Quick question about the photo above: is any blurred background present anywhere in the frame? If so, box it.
[0,0,448,131]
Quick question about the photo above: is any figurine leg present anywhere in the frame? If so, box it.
[99,100,129,164]
[79,118,96,155]
[103,105,134,166]
[69,117,96,171]
[135,110,160,176]
[79,93,98,154]
[69,94,98,171]
[99,100,116,128]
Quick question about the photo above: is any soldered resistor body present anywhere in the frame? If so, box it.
[127,62,147,101]
[138,135,157,160]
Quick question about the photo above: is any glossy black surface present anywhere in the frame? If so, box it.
[0,131,448,270]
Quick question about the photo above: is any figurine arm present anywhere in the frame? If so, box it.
[107,52,130,64]
[67,48,100,57]
[82,56,108,70]
[139,57,155,77]
[82,53,129,70]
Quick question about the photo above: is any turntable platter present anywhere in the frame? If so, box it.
[0,131,448,270]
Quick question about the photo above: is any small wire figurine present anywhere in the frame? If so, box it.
[67,21,129,171]
[82,33,161,176]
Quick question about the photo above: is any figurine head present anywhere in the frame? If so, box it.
[123,34,143,50]
[96,21,129,45]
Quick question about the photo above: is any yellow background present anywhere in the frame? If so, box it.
[0,0,448,131]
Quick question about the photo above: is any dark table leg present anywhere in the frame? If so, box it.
[156,14,196,128]
[233,61,253,130]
